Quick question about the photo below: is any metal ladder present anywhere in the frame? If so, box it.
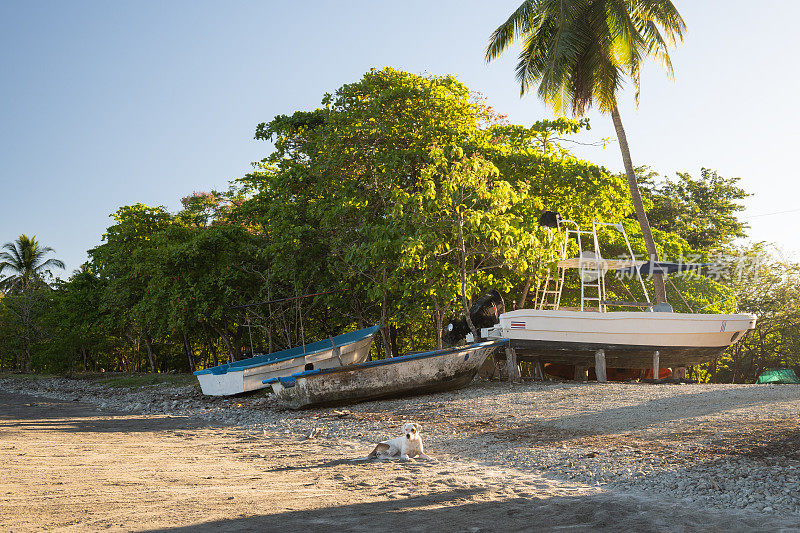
[537,267,564,309]
[535,219,650,312]
[569,220,605,312]
[536,227,565,310]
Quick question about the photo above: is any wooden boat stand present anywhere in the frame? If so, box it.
[503,345,686,383]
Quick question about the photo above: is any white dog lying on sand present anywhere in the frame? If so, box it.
[355,422,434,462]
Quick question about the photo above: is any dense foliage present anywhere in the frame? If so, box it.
[638,166,749,250]
[704,244,800,383]
[0,68,793,382]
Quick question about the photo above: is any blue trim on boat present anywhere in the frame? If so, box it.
[263,339,508,385]
[193,325,380,376]
[278,376,297,388]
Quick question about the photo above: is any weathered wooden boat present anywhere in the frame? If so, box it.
[263,339,508,409]
[193,325,380,396]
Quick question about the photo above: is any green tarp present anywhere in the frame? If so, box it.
[756,369,800,384]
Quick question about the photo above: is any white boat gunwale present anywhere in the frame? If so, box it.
[500,308,754,322]
[194,324,381,376]
[193,325,380,396]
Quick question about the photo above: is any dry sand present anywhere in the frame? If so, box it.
[1,377,799,532]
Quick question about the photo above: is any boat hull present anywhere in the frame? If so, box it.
[194,326,379,396]
[266,340,507,409]
[485,310,756,367]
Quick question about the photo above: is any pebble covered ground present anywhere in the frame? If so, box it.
[1,375,799,521]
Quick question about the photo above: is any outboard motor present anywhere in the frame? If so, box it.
[442,290,505,346]
[538,210,561,229]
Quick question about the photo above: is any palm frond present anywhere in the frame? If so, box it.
[39,257,66,271]
[485,0,543,63]
[488,0,684,115]
[0,243,22,269]
[635,18,674,77]
[632,0,686,44]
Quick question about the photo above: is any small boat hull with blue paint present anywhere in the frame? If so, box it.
[193,325,380,396]
[264,339,507,409]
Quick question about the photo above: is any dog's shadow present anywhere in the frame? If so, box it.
[261,458,356,473]
[261,456,432,473]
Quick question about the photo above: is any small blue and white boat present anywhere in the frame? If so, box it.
[194,325,380,396]
[264,339,508,409]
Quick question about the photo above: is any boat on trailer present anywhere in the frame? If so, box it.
[264,339,508,409]
[483,219,756,377]
[194,325,380,396]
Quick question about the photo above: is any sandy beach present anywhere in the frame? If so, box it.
[1,376,799,532]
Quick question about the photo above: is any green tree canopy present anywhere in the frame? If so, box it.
[638,167,749,250]
[237,68,635,349]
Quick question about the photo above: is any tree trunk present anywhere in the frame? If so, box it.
[611,102,667,304]
[143,331,157,373]
[379,327,391,358]
[711,355,718,384]
[354,297,366,330]
[517,274,535,310]
[199,332,210,368]
[209,322,237,362]
[432,296,443,350]
[389,325,399,358]
[202,323,218,367]
[266,312,273,354]
[183,332,195,372]
[457,214,479,339]
[380,269,392,358]
[136,337,140,372]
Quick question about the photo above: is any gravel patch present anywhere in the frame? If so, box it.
[2,376,799,521]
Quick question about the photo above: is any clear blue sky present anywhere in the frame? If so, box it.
[2,0,799,276]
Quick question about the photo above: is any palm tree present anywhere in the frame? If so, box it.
[0,234,65,292]
[486,0,685,304]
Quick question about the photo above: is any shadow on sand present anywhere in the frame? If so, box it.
[0,392,214,434]
[145,485,782,533]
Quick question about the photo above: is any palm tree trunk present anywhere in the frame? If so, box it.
[610,102,668,304]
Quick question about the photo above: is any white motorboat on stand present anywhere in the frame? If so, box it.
[482,217,756,381]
